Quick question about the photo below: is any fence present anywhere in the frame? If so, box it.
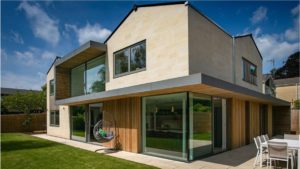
[1,113,46,132]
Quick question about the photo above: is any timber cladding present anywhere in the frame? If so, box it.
[55,66,70,100]
[227,98,271,149]
[102,97,141,153]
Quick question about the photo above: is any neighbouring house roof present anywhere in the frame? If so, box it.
[55,41,106,69]
[234,34,263,60]
[46,56,61,75]
[1,88,40,96]
[274,77,300,87]
[103,1,232,44]
[56,72,289,106]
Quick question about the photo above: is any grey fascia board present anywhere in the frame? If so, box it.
[56,72,289,106]
[55,73,202,105]
[55,41,107,67]
[201,74,289,106]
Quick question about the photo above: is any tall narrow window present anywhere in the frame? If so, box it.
[114,41,146,77]
[242,58,257,85]
[49,79,55,96]
[50,110,59,126]
[86,57,106,94]
[71,64,85,97]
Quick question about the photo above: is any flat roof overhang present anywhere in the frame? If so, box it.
[55,41,107,69]
[56,73,289,106]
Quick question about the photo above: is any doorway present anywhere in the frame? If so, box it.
[88,103,103,143]
[70,103,103,143]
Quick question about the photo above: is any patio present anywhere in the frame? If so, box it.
[33,134,268,169]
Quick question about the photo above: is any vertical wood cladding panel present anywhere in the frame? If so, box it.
[55,66,70,100]
[102,97,141,153]
[249,102,260,140]
[229,98,246,149]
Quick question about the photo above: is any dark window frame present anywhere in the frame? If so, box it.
[242,58,257,85]
[50,110,60,127]
[49,79,55,96]
[113,40,146,78]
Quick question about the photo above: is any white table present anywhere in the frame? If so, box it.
[261,139,300,168]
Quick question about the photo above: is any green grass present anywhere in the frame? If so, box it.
[146,137,182,152]
[72,130,85,137]
[193,132,211,141]
[1,133,157,169]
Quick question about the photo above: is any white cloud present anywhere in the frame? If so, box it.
[65,23,111,44]
[291,4,300,15]
[1,48,8,60]
[250,6,268,24]
[1,71,44,90]
[11,31,24,44]
[284,4,300,41]
[41,51,56,60]
[14,47,56,66]
[18,1,60,46]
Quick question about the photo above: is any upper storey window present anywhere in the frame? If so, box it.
[114,40,146,77]
[242,58,257,85]
[71,56,106,97]
[49,79,55,96]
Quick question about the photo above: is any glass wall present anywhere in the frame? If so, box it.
[71,105,86,141]
[71,64,85,96]
[71,55,105,97]
[189,93,212,160]
[142,93,187,161]
[86,57,106,94]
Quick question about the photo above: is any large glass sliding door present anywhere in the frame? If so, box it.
[189,93,212,160]
[142,93,187,161]
[71,105,87,141]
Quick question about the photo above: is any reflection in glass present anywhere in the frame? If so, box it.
[71,64,85,97]
[189,93,212,160]
[143,93,187,160]
[86,57,105,94]
[130,42,146,71]
[115,49,129,75]
[71,105,86,141]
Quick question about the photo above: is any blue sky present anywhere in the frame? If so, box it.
[1,1,299,90]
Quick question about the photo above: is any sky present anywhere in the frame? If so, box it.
[1,1,299,90]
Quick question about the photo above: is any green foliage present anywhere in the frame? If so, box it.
[275,51,299,79]
[293,99,300,110]
[193,103,211,112]
[2,91,46,114]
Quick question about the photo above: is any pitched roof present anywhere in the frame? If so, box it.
[46,56,61,75]
[274,77,300,87]
[234,34,263,60]
[104,1,232,43]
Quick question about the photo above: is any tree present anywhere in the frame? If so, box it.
[274,51,300,79]
[1,85,46,128]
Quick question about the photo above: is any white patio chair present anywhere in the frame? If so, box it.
[260,135,267,143]
[253,136,268,167]
[263,134,269,141]
[284,134,300,140]
[267,141,293,169]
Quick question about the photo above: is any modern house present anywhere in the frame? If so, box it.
[46,1,289,161]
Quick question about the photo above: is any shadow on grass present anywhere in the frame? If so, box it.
[1,140,57,152]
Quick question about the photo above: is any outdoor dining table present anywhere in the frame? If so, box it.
[261,138,300,168]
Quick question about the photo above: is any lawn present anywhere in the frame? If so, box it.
[1,133,157,169]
